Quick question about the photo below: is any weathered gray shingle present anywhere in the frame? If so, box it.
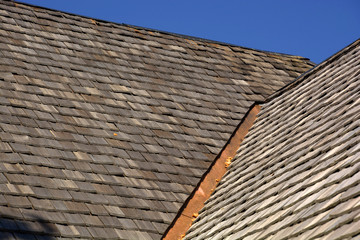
[0,0,314,239]
[185,40,360,239]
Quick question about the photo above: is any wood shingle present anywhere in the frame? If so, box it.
[185,39,360,240]
[0,0,315,239]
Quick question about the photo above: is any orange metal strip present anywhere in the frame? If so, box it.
[163,104,261,240]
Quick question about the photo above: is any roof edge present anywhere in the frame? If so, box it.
[12,0,311,60]
[122,23,313,60]
[266,38,360,102]
[162,103,262,240]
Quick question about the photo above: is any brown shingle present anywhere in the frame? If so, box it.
[184,40,360,239]
[0,0,315,239]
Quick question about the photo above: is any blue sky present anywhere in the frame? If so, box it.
[18,0,360,64]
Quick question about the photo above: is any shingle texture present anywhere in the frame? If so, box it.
[0,0,314,239]
[185,40,360,239]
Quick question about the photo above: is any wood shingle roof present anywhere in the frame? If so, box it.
[185,39,360,239]
[0,0,315,239]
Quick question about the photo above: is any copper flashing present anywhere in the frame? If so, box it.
[162,104,261,240]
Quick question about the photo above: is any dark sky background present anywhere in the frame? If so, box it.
[18,0,360,64]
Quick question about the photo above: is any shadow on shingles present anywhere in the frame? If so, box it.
[0,215,59,239]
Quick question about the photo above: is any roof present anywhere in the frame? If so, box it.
[185,39,360,239]
[0,0,315,239]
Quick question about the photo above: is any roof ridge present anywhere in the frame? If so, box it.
[13,0,311,60]
[266,38,360,102]
[121,24,312,59]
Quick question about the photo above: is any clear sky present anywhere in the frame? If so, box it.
[18,0,360,64]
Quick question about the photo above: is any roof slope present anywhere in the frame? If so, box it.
[0,1,313,239]
[185,39,360,239]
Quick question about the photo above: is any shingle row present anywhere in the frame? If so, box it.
[185,40,360,239]
[0,0,313,238]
